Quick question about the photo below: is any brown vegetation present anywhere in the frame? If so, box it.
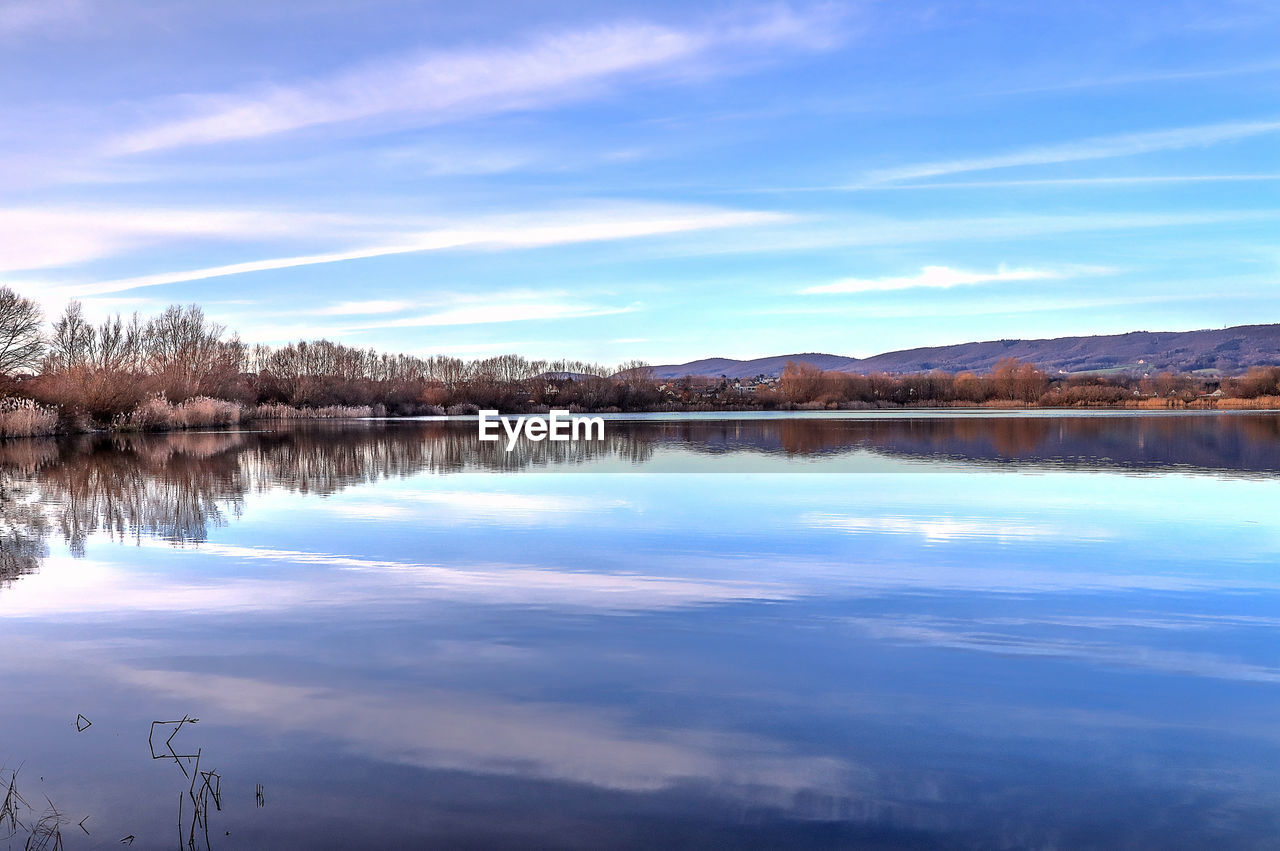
[779,357,1049,406]
[774,358,1279,411]
[0,286,1277,437]
[0,398,59,438]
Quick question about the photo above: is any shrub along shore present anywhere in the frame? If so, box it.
[0,290,1277,438]
[0,396,382,438]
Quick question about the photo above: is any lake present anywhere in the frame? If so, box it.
[2,411,1279,849]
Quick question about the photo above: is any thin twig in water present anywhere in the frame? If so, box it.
[148,716,201,780]
[149,718,221,851]
[0,764,30,839]
[24,797,66,851]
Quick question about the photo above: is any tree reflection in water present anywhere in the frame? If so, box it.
[0,413,1276,586]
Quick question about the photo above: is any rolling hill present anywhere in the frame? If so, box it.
[650,324,1280,379]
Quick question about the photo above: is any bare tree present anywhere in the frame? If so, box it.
[144,304,227,399]
[94,312,145,373]
[45,300,95,373]
[0,287,44,375]
[615,360,654,386]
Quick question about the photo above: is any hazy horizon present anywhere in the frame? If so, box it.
[4,0,1279,363]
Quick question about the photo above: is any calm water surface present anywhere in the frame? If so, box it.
[2,412,1280,849]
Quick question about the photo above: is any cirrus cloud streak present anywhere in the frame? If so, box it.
[20,204,786,299]
[110,6,846,155]
[802,264,1064,295]
[864,118,1280,184]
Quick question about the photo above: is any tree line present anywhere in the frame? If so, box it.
[0,288,662,428]
[774,358,1280,407]
[0,287,1276,433]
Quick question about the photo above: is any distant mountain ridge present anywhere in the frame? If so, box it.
[650,324,1280,379]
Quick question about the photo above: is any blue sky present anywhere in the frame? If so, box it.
[3,0,1279,364]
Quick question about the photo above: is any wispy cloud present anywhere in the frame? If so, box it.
[163,542,795,611]
[15,203,785,297]
[755,292,1191,321]
[802,265,1064,295]
[987,58,1280,97]
[778,174,1280,192]
[0,0,84,38]
[353,302,634,329]
[107,665,847,797]
[402,340,555,357]
[847,616,1280,684]
[310,299,415,316]
[660,210,1279,258]
[804,513,1065,543]
[109,6,845,155]
[0,205,388,274]
[863,119,1280,184]
[327,491,631,524]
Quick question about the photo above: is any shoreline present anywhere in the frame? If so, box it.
[6,401,1279,441]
